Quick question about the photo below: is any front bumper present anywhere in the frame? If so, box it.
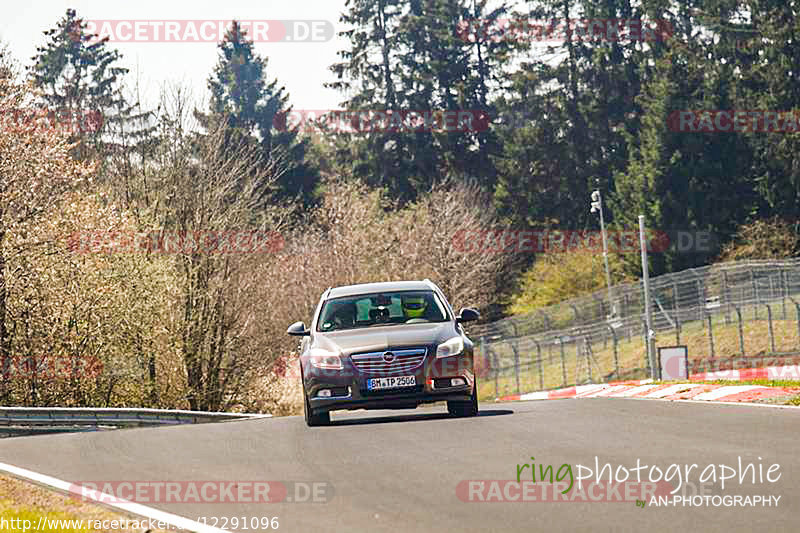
[303,351,474,414]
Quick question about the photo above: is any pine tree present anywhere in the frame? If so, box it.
[29,9,150,160]
[197,21,319,207]
[327,0,512,202]
[611,6,756,275]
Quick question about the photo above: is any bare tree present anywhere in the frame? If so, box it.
[129,103,288,410]
[0,79,94,401]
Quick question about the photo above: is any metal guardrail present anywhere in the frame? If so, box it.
[0,407,271,429]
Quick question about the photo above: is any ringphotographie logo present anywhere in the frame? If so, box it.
[82,20,334,43]
[458,455,783,507]
[668,110,800,133]
[273,109,492,134]
[67,230,284,255]
[457,18,673,43]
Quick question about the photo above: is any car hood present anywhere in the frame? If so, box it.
[312,323,457,355]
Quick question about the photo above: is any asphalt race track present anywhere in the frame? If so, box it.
[0,399,797,532]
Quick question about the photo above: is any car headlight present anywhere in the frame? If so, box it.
[436,336,464,358]
[309,349,343,370]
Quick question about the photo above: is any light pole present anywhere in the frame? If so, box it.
[639,215,657,380]
[590,190,615,319]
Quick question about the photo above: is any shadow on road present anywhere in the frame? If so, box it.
[327,409,514,426]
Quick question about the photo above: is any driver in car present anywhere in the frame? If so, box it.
[402,295,428,321]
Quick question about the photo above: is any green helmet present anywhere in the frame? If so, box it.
[402,296,427,318]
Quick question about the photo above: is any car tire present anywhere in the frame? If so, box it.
[304,389,330,427]
[447,378,478,417]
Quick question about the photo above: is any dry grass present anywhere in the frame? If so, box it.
[0,475,170,532]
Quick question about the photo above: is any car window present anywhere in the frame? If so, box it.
[317,290,449,331]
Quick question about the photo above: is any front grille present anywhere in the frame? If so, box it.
[350,348,427,375]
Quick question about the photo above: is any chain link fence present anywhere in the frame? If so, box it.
[471,258,800,399]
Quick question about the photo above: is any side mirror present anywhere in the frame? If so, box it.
[456,307,480,323]
[287,321,310,336]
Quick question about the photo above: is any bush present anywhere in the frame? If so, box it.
[718,217,799,262]
[507,250,629,315]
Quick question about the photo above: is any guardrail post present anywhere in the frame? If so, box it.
[624,292,630,321]
[753,268,759,318]
[570,303,581,325]
[493,346,499,399]
[558,338,567,387]
[781,269,788,319]
[607,324,619,377]
[584,336,592,382]
[642,321,650,375]
[509,327,521,394]
[538,310,550,331]
[514,341,520,394]
[675,312,681,345]
[723,270,731,324]
[790,297,800,348]
[764,303,775,353]
[735,305,745,356]
[672,282,679,318]
[696,279,704,311]
[534,339,543,390]
[706,312,715,359]
[627,311,633,342]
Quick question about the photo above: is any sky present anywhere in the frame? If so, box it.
[1,0,352,112]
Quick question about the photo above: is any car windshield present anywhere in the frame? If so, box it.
[317,290,449,332]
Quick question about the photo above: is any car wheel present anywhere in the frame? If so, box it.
[304,389,330,427]
[447,378,478,417]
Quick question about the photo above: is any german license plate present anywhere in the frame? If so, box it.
[367,375,416,390]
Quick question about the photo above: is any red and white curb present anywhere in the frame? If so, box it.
[498,366,800,405]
